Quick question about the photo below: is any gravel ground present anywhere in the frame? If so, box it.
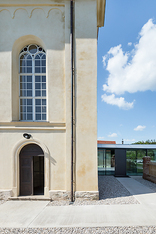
[132,176,156,192]
[0,226,156,234]
[48,176,139,206]
[0,200,6,206]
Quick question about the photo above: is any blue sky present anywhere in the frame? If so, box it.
[97,0,156,144]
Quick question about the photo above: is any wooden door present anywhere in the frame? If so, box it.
[20,144,44,196]
[20,155,33,196]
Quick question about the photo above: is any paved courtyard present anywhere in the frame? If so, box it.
[0,176,156,233]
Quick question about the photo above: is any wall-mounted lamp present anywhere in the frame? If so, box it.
[23,133,31,139]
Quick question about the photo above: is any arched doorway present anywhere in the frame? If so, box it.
[19,144,44,196]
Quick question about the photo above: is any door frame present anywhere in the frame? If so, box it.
[12,139,50,197]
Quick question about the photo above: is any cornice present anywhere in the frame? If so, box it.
[0,4,65,7]
[0,122,66,131]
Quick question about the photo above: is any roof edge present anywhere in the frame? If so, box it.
[97,0,106,28]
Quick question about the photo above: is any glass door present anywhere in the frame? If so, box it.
[98,149,105,175]
[98,149,115,175]
[105,149,115,175]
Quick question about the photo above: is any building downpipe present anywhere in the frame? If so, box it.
[70,0,75,203]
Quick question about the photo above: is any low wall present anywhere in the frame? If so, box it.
[143,156,156,183]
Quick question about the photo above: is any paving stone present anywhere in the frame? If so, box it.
[132,176,156,192]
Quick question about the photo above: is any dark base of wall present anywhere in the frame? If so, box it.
[143,174,156,184]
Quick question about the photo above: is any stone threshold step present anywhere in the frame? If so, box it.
[9,196,51,201]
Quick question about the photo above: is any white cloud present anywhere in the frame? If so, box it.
[134,125,146,131]
[102,19,156,98]
[101,93,134,110]
[108,133,117,137]
[124,139,135,142]
[102,55,107,67]
[128,42,132,46]
[98,136,105,140]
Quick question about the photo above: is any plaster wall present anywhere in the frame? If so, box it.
[0,3,65,122]
[0,0,99,199]
[75,0,98,192]
[0,130,66,191]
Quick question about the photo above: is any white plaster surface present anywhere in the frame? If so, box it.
[0,0,101,198]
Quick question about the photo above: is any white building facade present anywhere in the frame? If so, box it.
[0,0,105,200]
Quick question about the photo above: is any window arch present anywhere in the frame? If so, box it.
[19,44,46,121]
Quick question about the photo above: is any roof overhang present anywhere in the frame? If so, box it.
[98,144,156,150]
[97,0,106,28]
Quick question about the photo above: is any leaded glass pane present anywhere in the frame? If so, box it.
[42,90,46,96]
[27,90,32,96]
[27,99,32,105]
[27,114,33,120]
[27,106,32,112]
[29,45,38,54]
[20,99,26,105]
[42,83,46,89]
[42,99,46,105]
[42,114,46,120]
[35,99,41,105]
[27,67,32,73]
[36,114,41,120]
[42,76,46,82]
[27,76,32,82]
[35,67,40,73]
[36,106,41,112]
[21,113,26,120]
[42,67,46,73]
[42,106,46,113]
[35,76,40,82]
[35,83,41,89]
[35,90,41,96]
[35,60,40,66]
[27,83,32,89]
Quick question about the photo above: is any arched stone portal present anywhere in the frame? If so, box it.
[19,143,44,196]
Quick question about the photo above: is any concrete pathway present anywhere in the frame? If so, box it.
[0,177,156,228]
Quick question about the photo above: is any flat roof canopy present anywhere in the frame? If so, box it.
[98,144,156,150]
[97,0,106,28]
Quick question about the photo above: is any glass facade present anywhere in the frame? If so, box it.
[98,149,115,175]
[126,149,156,175]
[98,147,156,176]
[147,149,156,162]
[126,150,145,175]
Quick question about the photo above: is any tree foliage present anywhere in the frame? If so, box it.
[133,139,156,144]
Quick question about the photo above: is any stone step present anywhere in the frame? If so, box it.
[8,196,51,201]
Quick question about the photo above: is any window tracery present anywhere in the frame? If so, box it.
[19,44,46,121]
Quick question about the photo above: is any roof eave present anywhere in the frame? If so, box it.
[97,0,106,28]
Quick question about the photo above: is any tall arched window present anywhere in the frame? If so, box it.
[19,44,46,121]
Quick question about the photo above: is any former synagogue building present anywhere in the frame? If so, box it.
[0,0,106,200]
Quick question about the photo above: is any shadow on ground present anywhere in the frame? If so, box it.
[98,176,135,201]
